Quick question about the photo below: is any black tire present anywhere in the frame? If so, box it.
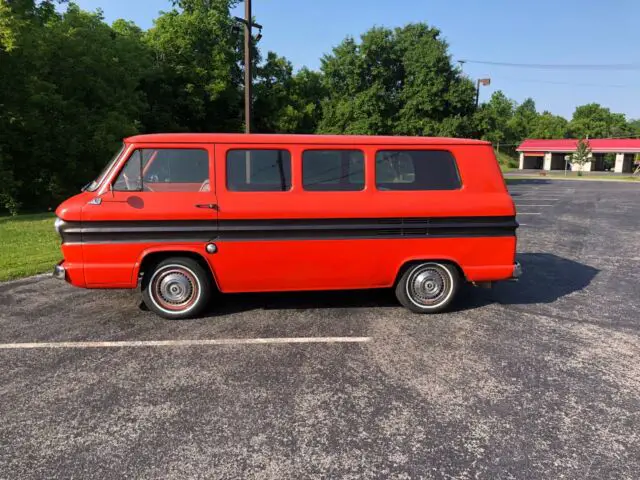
[395,262,460,314]
[141,257,212,319]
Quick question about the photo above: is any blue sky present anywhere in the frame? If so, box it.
[70,0,640,119]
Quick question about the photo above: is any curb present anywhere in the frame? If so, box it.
[0,273,50,286]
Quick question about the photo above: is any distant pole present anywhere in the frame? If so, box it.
[475,77,491,109]
[244,0,252,134]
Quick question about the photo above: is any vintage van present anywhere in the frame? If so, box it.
[54,134,520,319]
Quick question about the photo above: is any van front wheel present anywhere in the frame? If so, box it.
[142,257,212,319]
[395,262,460,314]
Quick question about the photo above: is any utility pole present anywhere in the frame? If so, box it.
[243,0,252,134]
[234,3,262,134]
[233,4,262,182]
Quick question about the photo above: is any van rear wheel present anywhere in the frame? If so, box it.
[395,262,460,314]
[142,257,211,319]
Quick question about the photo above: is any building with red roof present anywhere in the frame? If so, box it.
[516,139,638,173]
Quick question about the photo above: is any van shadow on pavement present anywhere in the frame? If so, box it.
[487,252,599,306]
[202,253,599,316]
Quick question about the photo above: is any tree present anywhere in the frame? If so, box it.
[628,118,640,137]
[288,68,327,133]
[474,91,515,145]
[507,98,539,142]
[253,54,326,133]
[142,0,242,133]
[529,111,569,139]
[571,138,592,176]
[569,103,632,138]
[318,24,476,136]
[0,1,152,212]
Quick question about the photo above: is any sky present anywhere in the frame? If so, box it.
[69,0,640,120]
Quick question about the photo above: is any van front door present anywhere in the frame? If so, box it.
[82,144,217,286]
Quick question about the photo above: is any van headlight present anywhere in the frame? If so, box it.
[54,217,64,235]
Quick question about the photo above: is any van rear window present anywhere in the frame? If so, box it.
[302,150,364,191]
[226,150,291,192]
[375,150,461,190]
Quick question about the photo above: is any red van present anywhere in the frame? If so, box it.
[54,134,520,319]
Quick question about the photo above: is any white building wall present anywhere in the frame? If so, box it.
[543,153,552,170]
[519,152,524,170]
[614,153,625,173]
[570,154,593,172]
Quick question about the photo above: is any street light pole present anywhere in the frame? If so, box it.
[244,0,252,134]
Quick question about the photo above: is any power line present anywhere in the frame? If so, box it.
[499,77,640,89]
[459,60,640,71]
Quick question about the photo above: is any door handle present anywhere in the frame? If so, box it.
[195,203,219,211]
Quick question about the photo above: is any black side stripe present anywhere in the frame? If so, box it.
[58,216,518,244]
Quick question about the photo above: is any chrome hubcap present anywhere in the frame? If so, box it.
[408,265,450,306]
[151,267,198,311]
[160,272,192,304]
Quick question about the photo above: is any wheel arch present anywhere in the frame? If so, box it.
[133,246,219,291]
[393,257,466,288]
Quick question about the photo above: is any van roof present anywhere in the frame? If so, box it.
[125,133,491,146]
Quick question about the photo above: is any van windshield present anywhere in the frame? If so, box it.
[84,145,125,192]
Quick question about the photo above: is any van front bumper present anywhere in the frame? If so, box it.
[53,262,66,281]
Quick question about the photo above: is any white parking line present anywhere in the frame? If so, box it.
[518,198,559,201]
[0,337,372,350]
[517,212,542,215]
[515,204,552,207]
[516,195,560,198]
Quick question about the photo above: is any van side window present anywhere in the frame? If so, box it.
[375,150,461,190]
[226,149,291,192]
[302,150,364,191]
[113,149,209,192]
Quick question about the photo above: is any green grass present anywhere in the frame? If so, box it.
[495,151,519,172]
[0,213,60,281]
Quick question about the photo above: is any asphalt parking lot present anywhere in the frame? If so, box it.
[1,180,639,479]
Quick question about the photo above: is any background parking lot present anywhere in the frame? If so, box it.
[1,180,639,479]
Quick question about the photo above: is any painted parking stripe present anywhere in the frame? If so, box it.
[0,337,372,350]
[515,204,553,207]
[517,212,542,215]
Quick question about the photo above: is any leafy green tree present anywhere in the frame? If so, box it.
[0,1,151,211]
[253,53,326,133]
[628,118,640,137]
[507,98,538,142]
[571,138,592,176]
[318,24,475,136]
[475,91,515,145]
[288,68,326,133]
[142,0,242,133]
[529,111,569,139]
[569,103,632,138]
